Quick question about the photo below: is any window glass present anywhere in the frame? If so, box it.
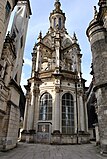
[38,124,49,132]
[62,93,74,134]
[54,18,56,27]
[39,93,52,120]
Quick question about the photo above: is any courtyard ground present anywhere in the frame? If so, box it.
[0,142,107,159]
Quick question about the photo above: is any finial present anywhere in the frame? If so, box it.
[6,31,10,39]
[54,0,61,12]
[94,6,98,18]
[39,31,42,38]
[37,31,42,42]
[72,32,77,43]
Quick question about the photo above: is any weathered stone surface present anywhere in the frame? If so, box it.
[0,0,31,151]
[87,0,107,153]
[0,0,17,58]
[0,142,106,159]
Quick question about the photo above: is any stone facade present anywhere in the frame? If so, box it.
[22,0,89,144]
[87,0,107,153]
[0,0,31,151]
[0,0,18,58]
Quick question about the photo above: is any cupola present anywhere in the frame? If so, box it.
[49,0,66,31]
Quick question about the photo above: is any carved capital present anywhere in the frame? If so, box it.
[55,86,60,93]
[33,89,40,95]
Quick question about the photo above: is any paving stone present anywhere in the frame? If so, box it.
[0,142,106,159]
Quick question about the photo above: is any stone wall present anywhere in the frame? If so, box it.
[0,0,17,58]
[21,132,90,145]
[86,2,107,153]
[4,104,20,150]
[91,39,107,86]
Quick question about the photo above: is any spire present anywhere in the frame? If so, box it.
[72,32,78,43]
[37,31,42,42]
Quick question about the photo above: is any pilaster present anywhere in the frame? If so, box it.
[55,32,60,69]
[23,93,30,130]
[54,86,60,132]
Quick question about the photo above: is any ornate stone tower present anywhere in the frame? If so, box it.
[0,0,31,151]
[22,0,89,144]
[87,0,107,153]
[0,0,18,58]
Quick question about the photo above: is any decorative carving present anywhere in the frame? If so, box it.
[55,86,60,93]
[43,38,51,48]
[33,89,40,95]
[63,38,72,48]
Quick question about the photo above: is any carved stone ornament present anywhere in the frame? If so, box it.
[55,86,60,93]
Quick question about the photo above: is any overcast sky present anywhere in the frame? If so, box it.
[9,0,98,91]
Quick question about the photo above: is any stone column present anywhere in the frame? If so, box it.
[79,94,85,131]
[36,45,41,72]
[56,46,60,68]
[94,123,100,145]
[23,94,30,130]
[33,90,39,130]
[28,90,35,130]
[54,86,60,132]
[84,102,88,132]
[31,52,37,77]
[55,32,60,71]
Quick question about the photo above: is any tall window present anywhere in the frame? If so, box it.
[62,93,74,134]
[20,36,23,48]
[5,2,11,19]
[54,18,56,27]
[59,18,61,29]
[39,93,52,120]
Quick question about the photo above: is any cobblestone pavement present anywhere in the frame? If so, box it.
[0,142,106,159]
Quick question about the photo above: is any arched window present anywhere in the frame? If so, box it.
[62,93,74,134]
[39,93,52,120]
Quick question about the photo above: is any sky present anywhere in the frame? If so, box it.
[9,0,98,92]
